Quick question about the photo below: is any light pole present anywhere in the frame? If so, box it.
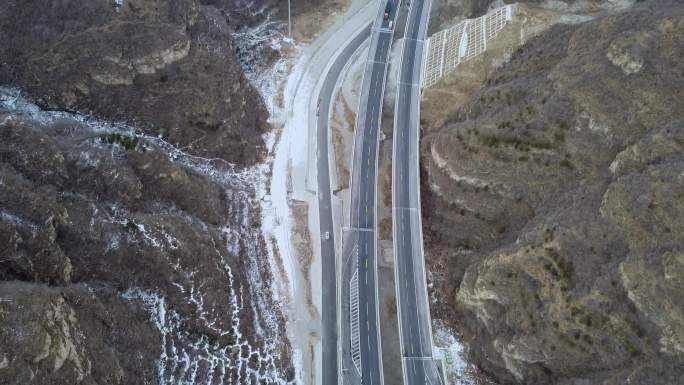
[288,0,292,40]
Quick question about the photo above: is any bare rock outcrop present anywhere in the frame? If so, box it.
[0,282,153,385]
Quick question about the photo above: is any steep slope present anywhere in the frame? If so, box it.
[0,0,303,384]
[422,2,684,384]
[0,90,292,384]
[0,0,268,165]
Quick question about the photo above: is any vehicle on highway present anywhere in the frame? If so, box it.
[384,1,392,20]
[324,231,330,240]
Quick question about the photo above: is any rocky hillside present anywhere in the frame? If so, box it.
[432,0,639,30]
[0,0,313,384]
[0,89,292,384]
[422,2,684,384]
[219,0,331,77]
[0,0,270,165]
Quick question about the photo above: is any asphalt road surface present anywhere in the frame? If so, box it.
[316,23,371,385]
[340,1,399,384]
[392,0,441,384]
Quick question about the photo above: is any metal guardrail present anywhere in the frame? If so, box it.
[349,264,361,376]
[422,4,514,88]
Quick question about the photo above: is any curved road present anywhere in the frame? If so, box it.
[340,1,400,385]
[316,22,371,385]
[392,0,440,384]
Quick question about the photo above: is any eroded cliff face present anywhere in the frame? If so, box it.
[0,282,158,384]
[423,3,684,384]
[0,0,269,165]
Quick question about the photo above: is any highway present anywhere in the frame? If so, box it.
[316,22,371,385]
[340,1,399,384]
[392,0,441,384]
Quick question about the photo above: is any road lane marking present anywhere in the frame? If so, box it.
[372,27,393,34]
[344,227,374,232]
[366,59,387,65]
[398,81,421,87]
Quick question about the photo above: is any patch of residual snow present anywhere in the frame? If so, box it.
[125,283,289,385]
[254,42,313,384]
[0,87,253,186]
[433,320,480,385]
[121,183,291,385]
[232,11,304,319]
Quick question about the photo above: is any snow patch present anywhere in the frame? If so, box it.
[233,8,287,91]
[250,37,315,383]
[122,256,290,385]
[0,210,39,236]
[433,320,480,385]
